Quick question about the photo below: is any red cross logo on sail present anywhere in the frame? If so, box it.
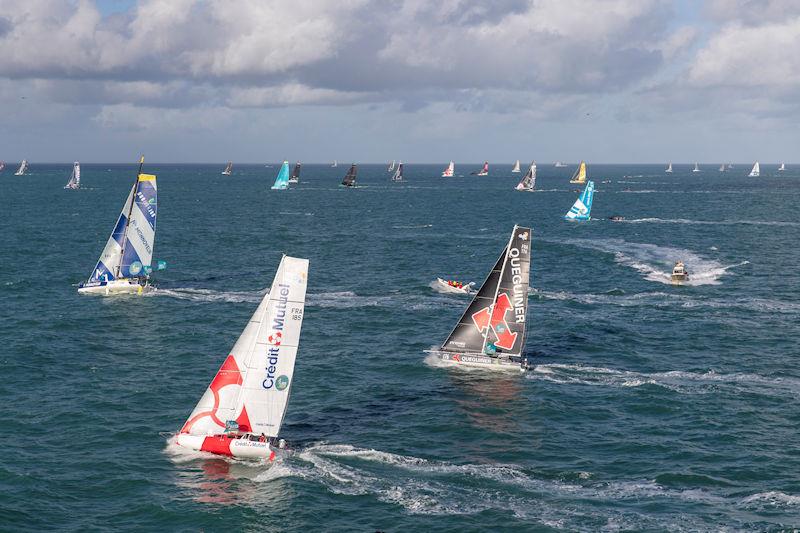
[471,293,518,350]
[268,331,282,346]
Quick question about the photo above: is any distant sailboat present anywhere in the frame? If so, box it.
[554,161,568,168]
[471,161,489,176]
[426,225,532,370]
[289,162,301,184]
[0,161,5,172]
[665,162,673,173]
[341,163,357,187]
[222,162,233,176]
[692,162,701,173]
[271,161,291,190]
[511,160,521,173]
[719,164,726,172]
[387,160,395,172]
[64,161,81,189]
[564,180,595,222]
[748,161,760,177]
[78,157,160,295]
[176,255,309,461]
[331,160,338,168]
[515,162,536,191]
[391,161,403,182]
[727,163,734,169]
[778,162,786,172]
[569,161,587,184]
[442,161,454,177]
[14,160,28,176]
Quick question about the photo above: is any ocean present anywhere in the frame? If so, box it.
[2,162,799,531]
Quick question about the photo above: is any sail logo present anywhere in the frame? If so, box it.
[471,293,518,350]
[263,283,290,390]
[268,331,282,346]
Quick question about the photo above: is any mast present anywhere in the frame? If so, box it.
[116,155,145,278]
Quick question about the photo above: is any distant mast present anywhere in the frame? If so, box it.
[569,161,587,184]
[391,161,403,182]
[341,163,357,187]
[511,160,521,173]
[14,160,28,176]
[222,162,233,176]
[64,161,81,189]
[289,162,301,184]
[442,161,454,177]
[665,162,673,173]
[515,162,536,191]
[748,161,760,177]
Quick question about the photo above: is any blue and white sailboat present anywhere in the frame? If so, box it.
[564,180,594,221]
[78,157,161,295]
[270,161,290,190]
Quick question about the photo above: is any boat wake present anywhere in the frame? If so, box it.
[561,238,747,285]
[619,217,800,227]
[150,287,265,303]
[527,363,800,395]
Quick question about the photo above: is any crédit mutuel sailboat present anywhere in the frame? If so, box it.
[441,161,455,177]
[64,161,80,189]
[176,255,309,460]
[428,226,532,371]
[78,157,161,295]
[515,162,536,191]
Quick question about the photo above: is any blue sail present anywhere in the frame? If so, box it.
[271,161,290,190]
[564,180,594,221]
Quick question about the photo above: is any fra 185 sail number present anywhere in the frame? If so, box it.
[291,307,303,321]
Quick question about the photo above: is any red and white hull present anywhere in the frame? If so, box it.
[177,434,277,461]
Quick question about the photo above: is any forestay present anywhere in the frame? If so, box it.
[181,256,309,438]
[441,226,532,357]
[87,173,157,282]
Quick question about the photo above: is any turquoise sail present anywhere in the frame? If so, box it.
[271,161,290,190]
[564,180,594,221]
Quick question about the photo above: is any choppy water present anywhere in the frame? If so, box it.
[2,163,799,531]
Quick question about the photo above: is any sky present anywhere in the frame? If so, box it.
[0,0,798,163]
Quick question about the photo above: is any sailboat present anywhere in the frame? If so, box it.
[271,161,290,190]
[176,255,309,460]
[569,161,587,184]
[564,180,595,221]
[222,162,233,176]
[0,161,5,172]
[441,161,455,177]
[64,161,81,189]
[515,162,536,191]
[14,160,28,176]
[665,162,673,173]
[719,164,726,172]
[427,225,532,370]
[778,162,786,172]
[391,161,403,182]
[727,163,734,169]
[511,160,521,173]
[289,162,301,184]
[748,161,760,177]
[692,162,701,173]
[78,157,160,295]
[554,161,568,168]
[471,161,489,176]
[387,160,395,172]
[331,160,338,168]
[341,163,357,187]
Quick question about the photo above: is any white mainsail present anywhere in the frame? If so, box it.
[14,160,28,176]
[64,161,80,189]
[748,161,760,177]
[511,160,521,173]
[442,161,454,177]
[180,256,309,438]
[665,162,673,173]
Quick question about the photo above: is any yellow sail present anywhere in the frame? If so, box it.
[570,161,587,184]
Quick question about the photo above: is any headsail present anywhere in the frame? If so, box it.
[511,160,521,173]
[271,161,290,190]
[14,160,28,176]
[442,161,454,177]
[86,169,157,283]
[748,161,760,177]
[64,161,80,189]
[341,163,357,187]
[564,180,594,221]
[440,226,531,357]
[515,162,536,191]
[180,255,309,438]
[569,161,586,183]
[222,162,233,175]
[289,162,301,184]
[391,161,403,181]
